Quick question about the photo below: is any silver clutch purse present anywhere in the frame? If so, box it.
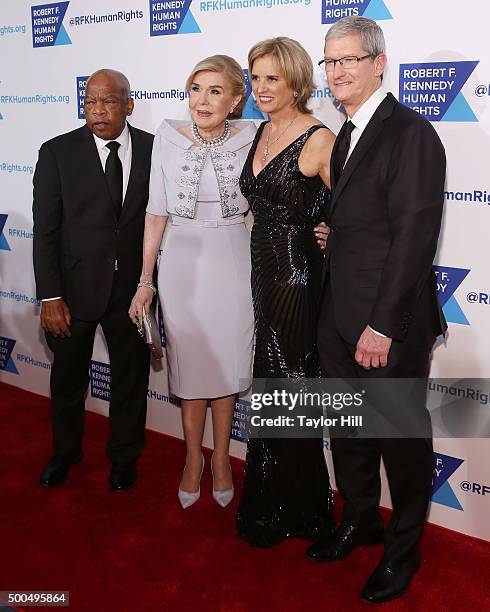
[137,306,163,359]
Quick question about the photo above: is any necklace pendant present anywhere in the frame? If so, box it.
[262,147,269,164]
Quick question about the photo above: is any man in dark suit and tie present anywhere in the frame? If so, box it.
[33,69,153,491]
[306,18,447,603]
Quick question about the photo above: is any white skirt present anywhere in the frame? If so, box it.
[158,215,254,400]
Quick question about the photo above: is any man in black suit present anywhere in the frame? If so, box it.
[33,69,153,491]
[306,18,447,603]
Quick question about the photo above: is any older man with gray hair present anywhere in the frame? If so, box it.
[308,17,446,604]
[33,69,154,492]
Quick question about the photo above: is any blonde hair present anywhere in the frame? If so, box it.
[248,37,315,114]
[185,55,246,118]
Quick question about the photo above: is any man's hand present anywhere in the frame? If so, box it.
[355,326,392,369]
[40,298,71,338]
[314,222,330,250]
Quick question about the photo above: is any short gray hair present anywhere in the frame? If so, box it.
[324,16,386,56]
[88,69,131,99]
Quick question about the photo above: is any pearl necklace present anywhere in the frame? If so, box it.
[191,120,231,148]
[262,116,298,163]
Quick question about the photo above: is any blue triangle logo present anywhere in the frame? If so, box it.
[178,10,201,34]
[442,91,477,122]
[434,266,470,308]
[0,111,3,120]
[242,95,267,120]
[54,23,72,46]
[0,233,10,251]
[432,480,463,511]
[443,294,470,325]
[363,0,393,20]
[5,357,19,375]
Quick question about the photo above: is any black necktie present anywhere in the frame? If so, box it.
[333,120,355,183]
[105,141,123,219]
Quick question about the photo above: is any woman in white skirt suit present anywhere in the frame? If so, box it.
[130,55,255,509]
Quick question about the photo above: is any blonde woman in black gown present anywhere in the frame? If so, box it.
[236,37,336,546]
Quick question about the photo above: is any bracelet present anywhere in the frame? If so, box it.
[137,280,157,295]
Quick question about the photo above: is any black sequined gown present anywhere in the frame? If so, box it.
[236,123,334,546]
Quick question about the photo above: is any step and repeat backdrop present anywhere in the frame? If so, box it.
[0,0,489,539]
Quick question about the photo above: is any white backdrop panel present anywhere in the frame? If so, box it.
[1,0,488,540]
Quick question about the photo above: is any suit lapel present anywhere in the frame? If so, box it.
[82,125,114,209]
[329,93,397,219]
[329,119,347,193]
[120,124,142,220]
[83,123,143,222]
[84,126,111,194]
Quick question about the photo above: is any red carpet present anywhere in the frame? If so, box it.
[1,382,489,612]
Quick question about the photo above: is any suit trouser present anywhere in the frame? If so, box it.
[45,273,150,464]
[317,292,434,566]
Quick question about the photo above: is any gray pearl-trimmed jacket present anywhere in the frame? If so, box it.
[146,118,257,219]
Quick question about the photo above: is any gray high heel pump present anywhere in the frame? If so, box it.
[178,453,204,509]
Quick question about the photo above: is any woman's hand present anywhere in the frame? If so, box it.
[129,286,155,326]
[314,222,330,250]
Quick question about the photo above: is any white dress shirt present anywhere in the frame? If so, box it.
[346,86,387,163]
[43,124,132,301]
[92,122,132,201]
[345,87,388,338]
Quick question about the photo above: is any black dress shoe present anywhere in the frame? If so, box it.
[306,523,384,562]
[241,523,287,548]
[109,462,137,491]
[39,453,82,486]
[361,558,420,604]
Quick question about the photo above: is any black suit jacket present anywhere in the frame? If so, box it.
[33,124,154,321]
[325,93,447,345]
